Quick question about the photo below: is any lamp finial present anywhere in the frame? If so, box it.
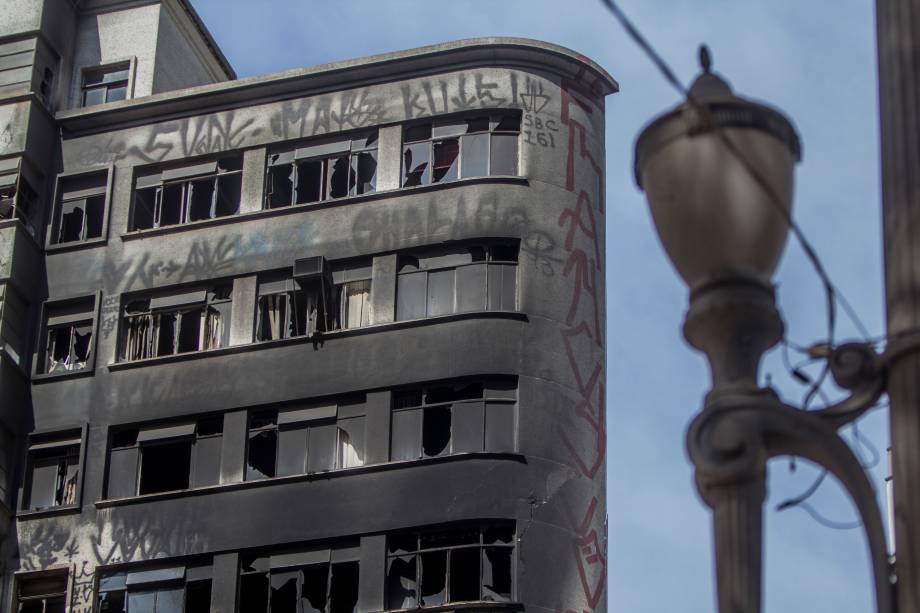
[699,45,712,74]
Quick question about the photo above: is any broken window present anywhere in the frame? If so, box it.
[386,524,515,609]
[23,431,82,511]
[16,571,68,613]
[97,562,212,613]
[81,62,130,107]
[121,284,231,361]
[0,172,39,237]
[265,132,378,209]
[401,114,520,187]
[239,545,359,613]
[42,297,95,374]
[131,157,243,231]
[52,170,107,244]
[105,417,223,499]
[390,378,517,461]
[246,397,366,481]
[396,242,518,321]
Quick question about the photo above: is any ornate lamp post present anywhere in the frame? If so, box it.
[634,49,895,613]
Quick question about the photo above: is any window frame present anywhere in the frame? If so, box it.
[13,567,71,613]
[401,112,522,189]
[95,559,213,613]
[385,523,516,609]
[19,425,88,516]
[264,132,379,209]
[79,58,134,108]
[0,171,41,239]
[119,284,233,362]
[46,165,113,250]
[33,293,100,380]
[395,242,519,322]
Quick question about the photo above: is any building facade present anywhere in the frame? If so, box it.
[0,1,616,612]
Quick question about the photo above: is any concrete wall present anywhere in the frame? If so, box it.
[7,48,611,613]
[152,2,225,93]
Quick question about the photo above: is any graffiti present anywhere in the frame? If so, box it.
[351,193,561,276]
[520,78,551,114]
[269,88,387,139]
[20,522,78,571]
[0,123,11,150]
[400,73,514,119]
[556,66,607,612]
[77,111,261,167]
[523,113,559,148]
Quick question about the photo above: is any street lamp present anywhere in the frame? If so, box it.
[634,47,894,613]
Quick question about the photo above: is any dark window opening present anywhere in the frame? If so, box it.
[391,378,517,460]
[402,113,520,187]
[131,156,242,231]
[17,573,68,613]
[386,524,514,609]
[25,436,80,511]
[45,322,92,374]
[239,553,359,613]
[82,63,129,107]
[0,175,39,237]
[396,242,518,321]
[265,133,378,209]
[107,418,223,499]
[121,285,231,361]
[54,171,107,244]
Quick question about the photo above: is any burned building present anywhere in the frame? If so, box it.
[0,1,616,611]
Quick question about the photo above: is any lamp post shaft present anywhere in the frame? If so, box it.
[878,1,920,610]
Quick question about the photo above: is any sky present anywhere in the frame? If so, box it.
[188,1,887,611]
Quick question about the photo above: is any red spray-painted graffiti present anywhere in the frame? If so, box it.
[558,67,608,613]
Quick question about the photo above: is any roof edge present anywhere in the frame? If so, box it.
[57,37,618,134]
[174,0,236,80]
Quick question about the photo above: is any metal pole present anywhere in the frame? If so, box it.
[877,0,920,610]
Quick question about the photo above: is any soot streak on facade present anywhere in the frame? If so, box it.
[0,2,617,612]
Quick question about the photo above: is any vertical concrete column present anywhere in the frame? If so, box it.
[375,125,402,192]
[358,534,386,612]
[228,275,256,346]
[210,552,239,613]
[107,166,135,236]
[364,390,391,465]
[219,410,248,484]
[240,147,267,214]
[370,254,396,325]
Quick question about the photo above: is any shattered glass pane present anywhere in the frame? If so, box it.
[159,184,183,226]
[419,550,447,606]
[295,160,323,204]
[482,548,512,601]
[432,138,459,183]
[247,429,277,480]
[422,405,451,457]
[239,573,269,613]
[327,156,350,199]
[301,564,328,613]
[386,555,418,610]
[329,561,359,613]
[268,164,294,208]
[270,570,299,613]
[402,143,430,187]
[449,547,481,602]
[351,150,377,195]
[59,201,86,242]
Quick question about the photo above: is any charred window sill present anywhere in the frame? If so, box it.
[16,504,82,520]
[379,600,523,613]
[95,452,524,509]
[119,176,528,242]
[45,236,108,254]
[107,310,527,371]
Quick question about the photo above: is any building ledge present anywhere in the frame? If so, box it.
[95,452,525,509]
[379,601,523,613]
[105,310,527,372]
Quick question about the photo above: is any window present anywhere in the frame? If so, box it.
[390,378,516,461]
[402,114,520,187]
[386,524,514,609]
[265,132,377,208]
[0,173,39,236]
[239,545,359,613]
[23,431,82,511]
[132,156,243,231]
[106,417,223,499]
[246,398,366,480]
[16,571,68,613]
[41,297,95,374]
[396,243,518,321]
[97,562,212,613]
[51,170,107,244]
[0,428,11,509]
[121,284,231,361]
[81,63,129,107]
[256,259,370,341]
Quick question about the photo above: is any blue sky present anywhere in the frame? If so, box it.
[189,1,887,611]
